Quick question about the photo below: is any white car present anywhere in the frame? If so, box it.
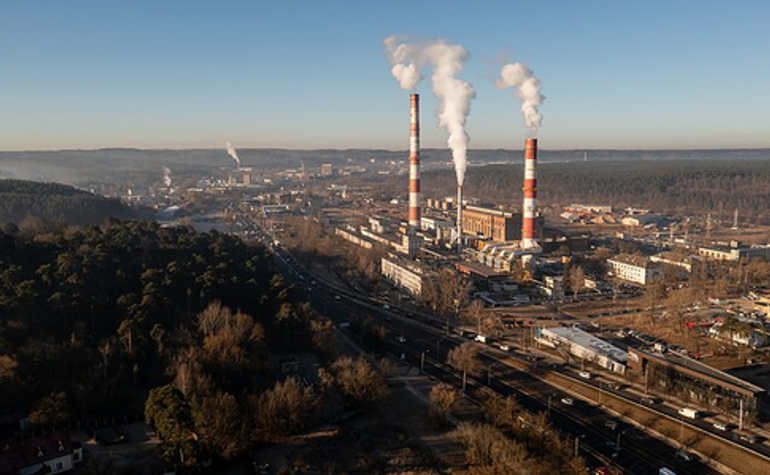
[396,336,407,343]
[497,344,511,352]
[578,371,592,379]
[713,422,729,432]
[561,397,575,406]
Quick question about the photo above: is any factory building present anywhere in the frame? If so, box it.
[698,242,770,261]
[649,252,699,274]
[381,255,432,297]
[228,168,253,187]
[607,254,661,285]
[335,227,375,250]
[537,327,628,374]
[320,163,334,177]
[461,206,537,242]
[628,347,764,421]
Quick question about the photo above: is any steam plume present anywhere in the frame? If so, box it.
[496,62,545,135]
[161,166,172,188]
[384,36,476,186]
[225,141,241,169]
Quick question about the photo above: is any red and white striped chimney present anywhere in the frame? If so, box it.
[521,138,539,248]
[408,93,421,230]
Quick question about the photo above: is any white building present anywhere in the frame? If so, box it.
[0,432,83,474]
[608,254,661,285]
[650,251,698,274]
[698,242,770,262]
[537,327,628,374]
[381,255,432,297]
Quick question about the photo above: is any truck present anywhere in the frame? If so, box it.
[678,408,699,419]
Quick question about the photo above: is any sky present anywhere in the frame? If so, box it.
[1,0,769,151]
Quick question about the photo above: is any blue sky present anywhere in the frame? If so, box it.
[1,1,769,151]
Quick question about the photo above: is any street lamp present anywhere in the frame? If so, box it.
[548,393,557,417]
[574,434,585,458]
[616,429,628,452]
[421,350,429,374]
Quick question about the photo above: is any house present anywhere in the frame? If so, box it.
[0,432,82,475]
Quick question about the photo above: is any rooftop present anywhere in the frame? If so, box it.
[541,327,628,364]
[608,253,653,267]
[630,347,764,396]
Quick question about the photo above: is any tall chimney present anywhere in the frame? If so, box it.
[456,185,463,253]
[408,93,421,230]
[521,138,539,248]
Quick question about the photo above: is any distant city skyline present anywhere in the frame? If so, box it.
[1,1,769,151]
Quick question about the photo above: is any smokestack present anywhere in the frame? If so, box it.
[521,138,539,249]
[457,185,463,253]
[408,93,421,230]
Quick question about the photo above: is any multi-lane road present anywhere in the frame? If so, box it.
[230,214,754,474]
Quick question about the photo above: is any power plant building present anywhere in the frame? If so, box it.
[462,206,524,242]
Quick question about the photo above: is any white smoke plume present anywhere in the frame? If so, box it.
[384,36,476,186]
[161,166,172,188]
[225,141,241,169]
[496,62,545,135]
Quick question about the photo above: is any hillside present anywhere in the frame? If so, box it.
[0,179,137,225]
[417,159,770,222]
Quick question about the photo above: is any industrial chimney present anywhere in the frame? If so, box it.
[456,185,463,253]
[408,93,422,231]
[521,138,539,249]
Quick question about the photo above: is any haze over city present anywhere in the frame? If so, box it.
[2,0,770,151]
[4,3,770,475]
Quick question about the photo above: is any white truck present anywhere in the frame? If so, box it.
[678,408,699,419]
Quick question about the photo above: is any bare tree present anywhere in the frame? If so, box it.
[250,377,317,442]
[326,356,389,406]
[429,383,459,424]
[447,342,481,393]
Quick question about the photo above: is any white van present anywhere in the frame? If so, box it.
[678,408,699,419]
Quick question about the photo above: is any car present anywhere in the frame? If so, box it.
[396,336,407,343]
[334,295,341,300]
[561,397,575,406]
[713,422,730,432]
[95,427,126,446]
[641,397,660,405]
[253,462,270,474]
[578,371,592,379]
[739,434,759,444]
[674,450,694,462]
[497,344,511,352]
[605,420,618,430]
[382,304,390,310]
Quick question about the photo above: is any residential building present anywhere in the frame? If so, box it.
[0,432,83,475]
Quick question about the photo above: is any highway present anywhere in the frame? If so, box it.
[243,219,721,474]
